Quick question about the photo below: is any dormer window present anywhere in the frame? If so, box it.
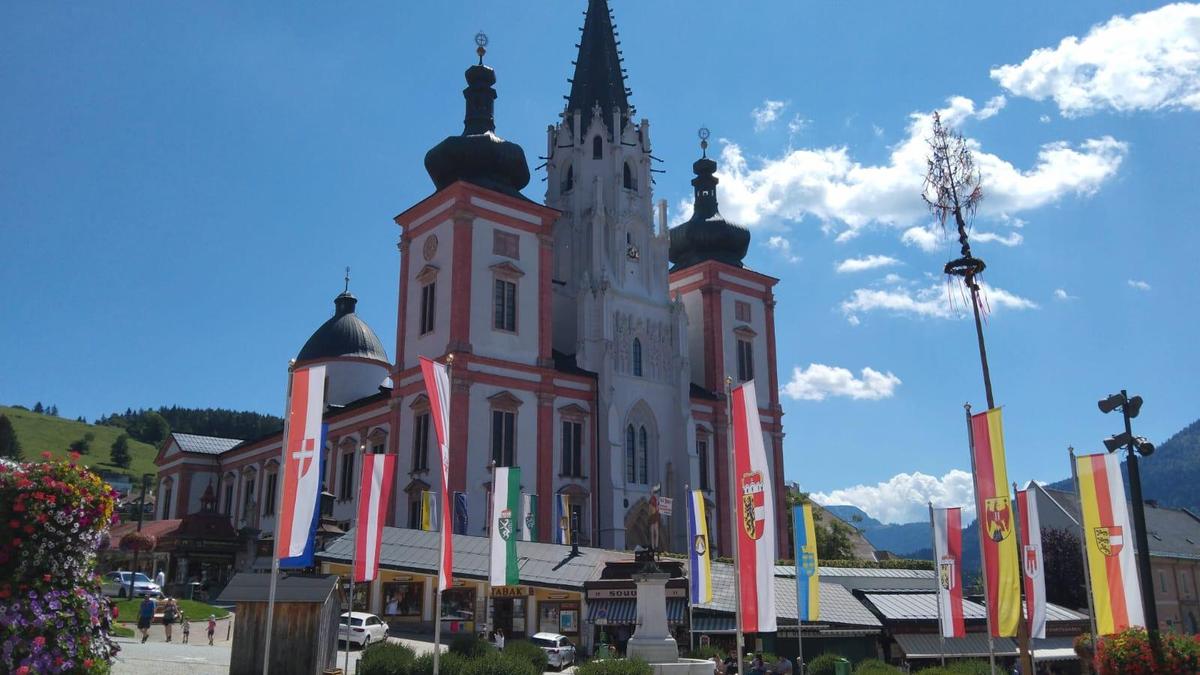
[593,135,603,160]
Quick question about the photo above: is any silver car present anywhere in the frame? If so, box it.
[530,632,576,670]
[100,571,162,598]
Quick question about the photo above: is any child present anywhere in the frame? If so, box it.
[207,614,217,646]
[181,611,190,644]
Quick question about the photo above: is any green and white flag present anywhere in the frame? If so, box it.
[521,493,538,542]
[490,467,521,586]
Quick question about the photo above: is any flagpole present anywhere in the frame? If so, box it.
[964,404,996,673]
[433,355,453,675]
[1011,480,1028,664]
[1068,448,1099,646]
[928,502,945,667]
[724,377,746,674]
[684,483,694,652]
[263,359,297,675]
[346,444,363,675]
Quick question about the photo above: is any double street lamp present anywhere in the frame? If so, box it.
[1097,390,1159,659]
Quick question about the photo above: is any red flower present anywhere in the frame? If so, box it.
[84,659,94,668]
[40,451,52,460]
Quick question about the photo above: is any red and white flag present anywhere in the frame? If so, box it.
[931,506,966,638]
[276,365,327,560]
[1016,488,1047,639]
[419,356,453,591]
[731,381,777,633]
[354,453,396,582]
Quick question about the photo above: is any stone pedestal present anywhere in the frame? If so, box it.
[626,571,679,664]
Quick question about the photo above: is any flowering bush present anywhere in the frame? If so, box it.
[1093,627,1200,675]
[118,531,156,553]
[0,453,121,673]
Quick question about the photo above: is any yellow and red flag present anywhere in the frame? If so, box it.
[968,407,1020,637]
[1075,452,1144,634]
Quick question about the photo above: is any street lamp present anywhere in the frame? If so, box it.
[128,472,154,600]
[1098,390,1159,659]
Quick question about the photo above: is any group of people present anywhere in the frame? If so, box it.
[713,653,795,675]
[135,595,218,646]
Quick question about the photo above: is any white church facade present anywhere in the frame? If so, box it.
[155,0,789,565]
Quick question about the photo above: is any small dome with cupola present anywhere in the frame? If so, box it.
[668,130,750,272]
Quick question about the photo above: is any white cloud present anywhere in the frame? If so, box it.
[1128,279,1152,291]
[787,114,810,136]
[845,315,861,326]
[781,363,902,401]
[835,255,901,273]
[992,3,1200,116]
[811,469,977,524]
[1054,288,1078,301]
[1039,114,1052,124]
[972,230,1025,247]
[752,99,788,131]
[765,235,801,263]
[840,281,1039,320]
[978,94,1008,119]
[872,124,885,137]
[711,96,1126,242]
[901,225,943,252]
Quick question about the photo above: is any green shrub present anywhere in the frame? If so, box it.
[686,645,726,661]
[465,652,540,675]
[915,662,1000,675]
[806,653,846,675]
[852,658,901,674]
[577,656,654,675]
[359,641,417,675]
[450,633,495,658]
[413,652,470,675]
[503,640,549,673]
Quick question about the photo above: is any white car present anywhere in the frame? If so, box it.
[339,612,388,648]
[530,632,576,670]
[100,571,162,599]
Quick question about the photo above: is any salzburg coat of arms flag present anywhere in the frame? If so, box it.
[968,407,1020,637]
[731,380,777,633]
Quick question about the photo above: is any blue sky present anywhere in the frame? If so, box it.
[2,1,1198,523]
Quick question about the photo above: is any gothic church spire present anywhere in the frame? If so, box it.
[565,0,632,134]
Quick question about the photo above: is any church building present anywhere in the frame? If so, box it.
[154,0,789,571]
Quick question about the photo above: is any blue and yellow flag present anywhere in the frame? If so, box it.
[793,503,820,621]
[554,494,571,544]
[420,490,438,531]
[687,490,712,604]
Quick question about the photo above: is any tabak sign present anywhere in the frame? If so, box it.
[491,586,531,598]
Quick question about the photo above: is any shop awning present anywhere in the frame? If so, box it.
[586,598,687,625]
[894,633,1018,659]
[692,614,735,633]
[1033,637,1080,662]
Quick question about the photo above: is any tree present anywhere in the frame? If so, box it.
[32,402,44,414]
[47,405,59,417]
[137,411,171,445]
[1042,527,1089,610]
[786,489,861,561]
[110,434,132,468]
[0,414,23,461]
[69,432,95,455]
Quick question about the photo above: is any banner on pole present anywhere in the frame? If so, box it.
[731,380,777,633]
[1076,452,1145,634]
[419,356,454,591]
[931,506,966,638]
[276,365,327,562]
[968,407,1020,637]
[521,493,538,542]
[354,453,396,582]
[687,490,712,604]
[793,502,820,622]
[421,490,438,531]
[1016,488,1047,639]
[490,467,522,586]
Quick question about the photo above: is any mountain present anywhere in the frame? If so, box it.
[825,504,937,558]
[1044,418,1200,514]
[1,405,159,479]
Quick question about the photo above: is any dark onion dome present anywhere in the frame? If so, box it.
[296,292,389,364]
[565,0,632,134]
[668,137,750,272]
[424,41,530,199]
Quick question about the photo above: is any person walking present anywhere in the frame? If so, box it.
[137,596,156,643]
[162,598,178,642]
[180,610,190,644]
[155,568,165,589]
[207,615,217,646]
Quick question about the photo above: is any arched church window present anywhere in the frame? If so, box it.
[625,425,636,483]
[592,136,603,160]
[623,162,635,190]
[632,338,643,376]
[563,164,574,193]
[638,426,649,484]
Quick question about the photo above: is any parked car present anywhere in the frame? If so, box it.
[339,612,388,648]
[100,571,162,598]
[530,632,576,670]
